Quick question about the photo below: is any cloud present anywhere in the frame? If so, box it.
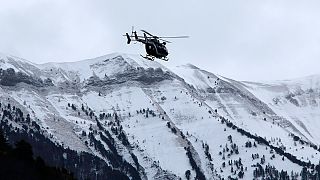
[0,0,320,81]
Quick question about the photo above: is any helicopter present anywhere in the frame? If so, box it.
[124,28,188,61]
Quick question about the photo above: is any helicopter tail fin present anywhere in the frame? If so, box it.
[126,33,131,44]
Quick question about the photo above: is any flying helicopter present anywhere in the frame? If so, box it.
[124,28,188,61]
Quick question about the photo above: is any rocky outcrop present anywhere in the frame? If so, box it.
[86,67,173,87]
[0,68,53,87]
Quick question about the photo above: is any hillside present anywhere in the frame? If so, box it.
[0,53,319,179]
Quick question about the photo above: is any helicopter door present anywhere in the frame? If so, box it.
[146,43,156,55]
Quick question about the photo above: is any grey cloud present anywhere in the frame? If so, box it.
[0,0,320,81]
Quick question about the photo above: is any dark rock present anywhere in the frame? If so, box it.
[0,68,48,87]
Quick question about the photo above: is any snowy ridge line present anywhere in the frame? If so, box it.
[241,80,320,145]
[80,102,144,179]
[0,101,131,179]
[88,127,141,179]
[85,97,177,180]
[221,117,315,168]
[108,108,148,179]
[141,88,210,180]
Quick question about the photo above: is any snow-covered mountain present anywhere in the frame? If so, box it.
[1,52,320,179]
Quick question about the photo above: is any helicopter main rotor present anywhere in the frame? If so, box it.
[141,30,189,43]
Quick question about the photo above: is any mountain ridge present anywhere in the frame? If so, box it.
[1,52,320,179]
[2,51,320,84]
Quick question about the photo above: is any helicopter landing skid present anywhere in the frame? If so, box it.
[140,55,169,62]
[140,54,155,61]
[161,57,169,61]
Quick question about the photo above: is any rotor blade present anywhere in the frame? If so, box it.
[141,30,154,37]
[123,34,145,38]
[161,39,172,43]
[141,30,189,39]
[157,36,189,39]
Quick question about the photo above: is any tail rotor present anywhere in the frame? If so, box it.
[126,33,131,44]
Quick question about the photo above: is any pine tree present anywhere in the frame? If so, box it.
[301,167,308,180]
[0,130,10,152]
[13,140,33,162]
[185,170,191,180]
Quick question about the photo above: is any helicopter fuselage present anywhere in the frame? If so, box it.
[145,39,168,59]
[125,29,187,61]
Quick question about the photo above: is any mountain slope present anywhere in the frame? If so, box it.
[0,53,319,179]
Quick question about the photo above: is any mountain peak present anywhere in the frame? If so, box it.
[2,51,320,179]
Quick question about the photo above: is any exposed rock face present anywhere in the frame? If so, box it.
[43,78,54,86]
[114,66,172,85]
[0,68,51,87]
[86,67,173,87]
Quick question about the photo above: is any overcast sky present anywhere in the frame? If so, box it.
[0,0,320,81]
